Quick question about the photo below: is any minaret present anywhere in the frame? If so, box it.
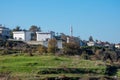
[70,25,73,37]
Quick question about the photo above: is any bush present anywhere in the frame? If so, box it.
[80,51,90,60]
[63,42,81,55]
[95,50,104,60]
[0,49,12,55]
[38,45,47,54]
[47,39,57,54]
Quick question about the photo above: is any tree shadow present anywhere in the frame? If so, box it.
[105,65,118,76]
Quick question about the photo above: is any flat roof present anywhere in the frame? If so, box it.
[36,31,55,34]
[13,31,33,33]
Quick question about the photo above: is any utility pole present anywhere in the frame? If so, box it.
[70,25,73,37]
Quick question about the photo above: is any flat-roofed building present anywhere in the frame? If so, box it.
[13,31,33,41]
[0,24,10,40]
[36,31,55,41]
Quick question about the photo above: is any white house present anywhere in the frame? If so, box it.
[0,25,10,39]
[36,31,55,41]
[87,41,96,46]
[13,31,33,41]
[13,31,63,49]
[115,44,120,49]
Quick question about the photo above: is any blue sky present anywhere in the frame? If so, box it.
[0,0,120,43]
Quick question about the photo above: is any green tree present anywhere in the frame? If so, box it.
[13,26,22,31]
[95,49,103,60]
[63,42,80,55]
[47,38,57,54]
[89,36,94,41]
[29,25,41,32]
[29,25,41,40]
[60,33,67,42]
[103,50,116,64]
[81,51,89,60]
[9,30,13,39]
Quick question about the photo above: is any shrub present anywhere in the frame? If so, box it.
[38,45,47,54]
[95,50,103,60]
[1,49,12,55]
[47,38,58,54]
[63,42,81,55]
[80,51,90,60]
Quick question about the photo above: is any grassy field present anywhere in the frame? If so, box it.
[0,54,118,80]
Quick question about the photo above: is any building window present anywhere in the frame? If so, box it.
[19,38,22,40]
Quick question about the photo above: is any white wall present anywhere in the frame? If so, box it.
[25,32,32,41]
[115,44,120,49]
[57,40,63,49]
[37,33,51,41]
[36,32,55,41]
[87,41,95,46]
[13,31,32,41]
[43,41,48,47]
[13,32,25,41]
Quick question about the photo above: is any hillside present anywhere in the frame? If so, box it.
[0,54,120,80]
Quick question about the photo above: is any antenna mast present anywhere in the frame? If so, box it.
[70,25,73,37]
